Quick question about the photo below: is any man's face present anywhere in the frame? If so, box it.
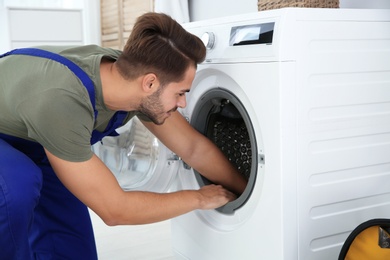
[139,66,196,125]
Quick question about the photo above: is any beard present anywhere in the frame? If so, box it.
[138,87,176,125]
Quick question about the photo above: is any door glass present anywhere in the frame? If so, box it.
[92,117,160,190]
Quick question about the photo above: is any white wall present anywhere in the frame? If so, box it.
[189,0,258,21]
[340,0,390,9]
[0,1,8,53]
[188,0,390,21]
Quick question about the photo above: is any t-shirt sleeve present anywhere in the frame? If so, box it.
[18,87,95,162]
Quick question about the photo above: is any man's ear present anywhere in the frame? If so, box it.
[142,73,159,93]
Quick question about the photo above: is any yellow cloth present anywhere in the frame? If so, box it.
[346,226,390,260]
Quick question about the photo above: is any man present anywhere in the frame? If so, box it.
[0,12,247,259]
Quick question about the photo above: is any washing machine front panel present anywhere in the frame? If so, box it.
[173,54,301,259]
[174,59,296,259]
[178,65,271,231]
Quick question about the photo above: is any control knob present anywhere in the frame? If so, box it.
[201,32,215,50]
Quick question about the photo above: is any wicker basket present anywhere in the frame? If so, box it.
[258,0,339,11]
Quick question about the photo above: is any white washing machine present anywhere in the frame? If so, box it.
[172,8,390,260]
[93,8,390,260]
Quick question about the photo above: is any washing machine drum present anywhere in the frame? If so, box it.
[190,88,258,214]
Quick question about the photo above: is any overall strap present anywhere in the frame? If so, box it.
[0,48,98,119]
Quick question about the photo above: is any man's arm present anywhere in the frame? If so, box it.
[45,149,236,226]
[141,111,247,195]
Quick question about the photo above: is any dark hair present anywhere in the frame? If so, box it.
[116,12,206,86]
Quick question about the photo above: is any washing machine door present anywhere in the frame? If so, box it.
[92,117,180,193]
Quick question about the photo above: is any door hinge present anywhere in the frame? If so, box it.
[167,153,191,170]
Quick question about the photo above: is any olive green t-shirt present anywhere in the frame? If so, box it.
[0,45,144,162]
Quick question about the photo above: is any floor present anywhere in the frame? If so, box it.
[90,209,176,260]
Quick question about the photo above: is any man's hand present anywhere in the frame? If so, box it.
[196,184,237,210]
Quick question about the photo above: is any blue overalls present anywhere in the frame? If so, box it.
[0,48,127,259]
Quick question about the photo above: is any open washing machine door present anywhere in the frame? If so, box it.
[92,117,180,193]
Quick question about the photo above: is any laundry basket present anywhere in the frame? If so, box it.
[258,0,339,11]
